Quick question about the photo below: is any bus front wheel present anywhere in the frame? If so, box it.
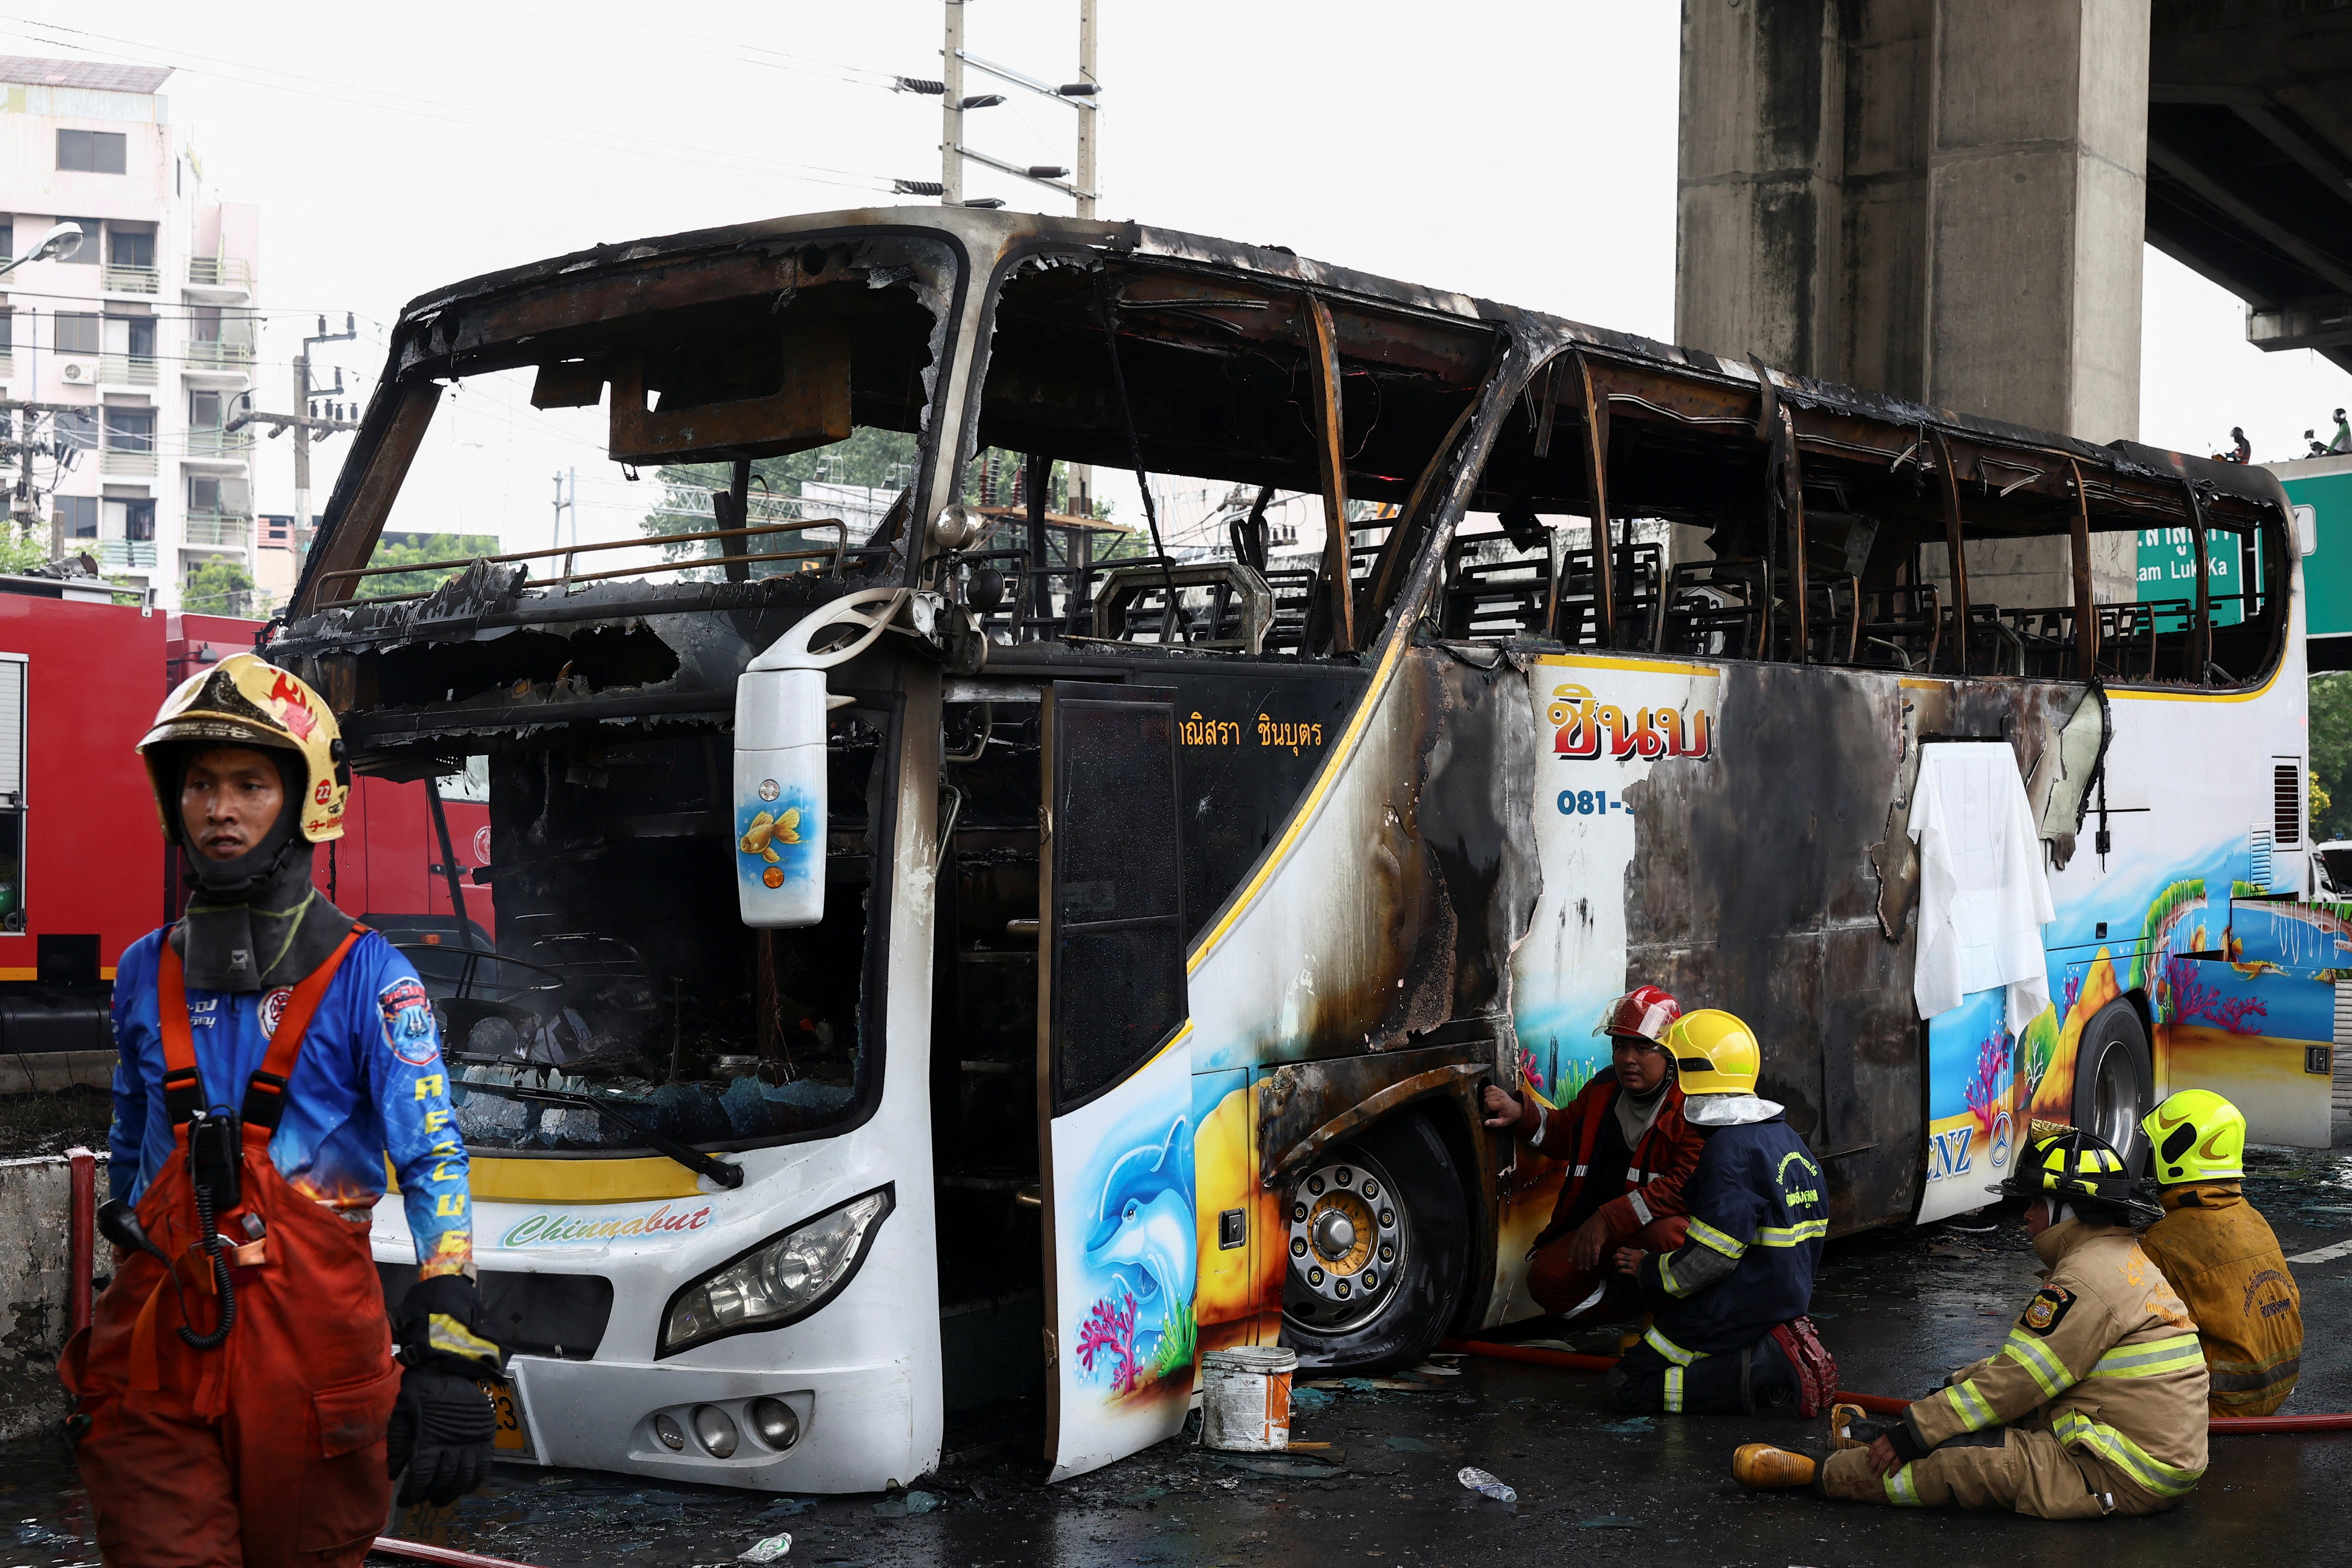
[1279,1111,1468,1371]
[2072,998,2153,1171]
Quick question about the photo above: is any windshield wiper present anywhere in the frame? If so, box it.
[454,1078,745,1189]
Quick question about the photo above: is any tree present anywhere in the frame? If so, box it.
[2312,673,2352,839]
[182,559,255,616]
[363,532,502,599]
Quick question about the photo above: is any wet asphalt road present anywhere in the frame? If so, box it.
[12,1144,2352,1568]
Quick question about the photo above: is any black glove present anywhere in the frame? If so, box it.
[386,1274,504,1507]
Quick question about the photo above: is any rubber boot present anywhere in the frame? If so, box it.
[1732,1443,1818,1490]
[1828,1403,1868,1451]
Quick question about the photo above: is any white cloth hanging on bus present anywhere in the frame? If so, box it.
[1909,742,2055,1034]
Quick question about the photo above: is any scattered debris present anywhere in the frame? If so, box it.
[1594,1418,1652,1435]
[870,1492,939,1519]
[737,1533,791,1563]
[1385,1437,1437,1452]
[1457,1467,1516,1504]
[1576,1516,1640,1529]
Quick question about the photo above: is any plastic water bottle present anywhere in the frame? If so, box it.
[1458,1467,1516,1504]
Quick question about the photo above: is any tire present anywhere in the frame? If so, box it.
[2072,998,2153,1171]
[1279,1111,1468,1372]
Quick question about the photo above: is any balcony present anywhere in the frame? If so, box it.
[185,257,253,291]
[99,448,157,477]
[182,512,252,549]
[182,426,253,458]
[100,353,159,386]
[94,538,158,573]
[182,340,255,376]
[102,265,161,295]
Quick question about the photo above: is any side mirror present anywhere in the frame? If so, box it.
[735,590,908,927]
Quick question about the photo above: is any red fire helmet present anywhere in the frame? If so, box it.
[1594,985,1681,1045]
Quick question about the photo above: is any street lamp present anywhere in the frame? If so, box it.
[0,222,82,277]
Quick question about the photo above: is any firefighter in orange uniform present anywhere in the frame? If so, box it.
[1484,987,1705,1320]
[61,655,501,1567]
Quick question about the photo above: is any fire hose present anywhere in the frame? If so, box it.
[1437,1338,2352,1433]
[371,1538,544,1568]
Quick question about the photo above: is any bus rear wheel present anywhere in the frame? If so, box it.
[1280,1112,1467,1371]
[2072,998,2153,1170]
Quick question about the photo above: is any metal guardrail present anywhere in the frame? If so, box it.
[101,264,159,295]
[318,518,854,603]
[182,512,252,548]
[95,538,157,571]
[99,353,158,386]
[186,257,253,288]
[182,340,255,372]
[183,426,253,457]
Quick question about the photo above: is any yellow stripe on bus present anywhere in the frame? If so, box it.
[1187,620,1418,972]
[387,1153,706,1204]
[1533,653,1723,678]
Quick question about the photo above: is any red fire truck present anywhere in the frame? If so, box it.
[0,576,489,1053]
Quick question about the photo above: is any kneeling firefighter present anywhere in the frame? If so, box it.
[1605,1010,1837,1417]
[62,654,503,1567]
[1736,1129,2208,1518]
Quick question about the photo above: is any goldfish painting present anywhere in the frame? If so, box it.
[739,808,802,863]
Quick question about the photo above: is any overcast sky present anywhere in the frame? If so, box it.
[17,0,2349,546]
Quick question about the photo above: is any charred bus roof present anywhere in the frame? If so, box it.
[271,206,2290,772]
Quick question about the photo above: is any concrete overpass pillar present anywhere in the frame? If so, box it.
[1676,0,2151,446]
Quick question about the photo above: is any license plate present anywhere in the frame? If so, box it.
[488,1379,531,1455]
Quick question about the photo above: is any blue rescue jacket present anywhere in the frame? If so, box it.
[110,926,474,1276]
[1635,1113,1826,1357]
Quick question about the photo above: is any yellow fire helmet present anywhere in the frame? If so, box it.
[138,653,347,846]
[1665,1009,1760,1096]
[1989,1127,2161,1224]
[2141,1089,2247,1185]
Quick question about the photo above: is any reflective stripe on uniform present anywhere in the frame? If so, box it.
[1629,1190,1655,1226]
[2051,1409,2204,1498]
[1687,1218,1746,1258]
[2210,1354,2302,1392]
[2000,1328,2076,1398]
[427,1311,502,1369]
[2088,1334,2204,1380]
[1658,1250,1694,1299]
[1943,1379,1999,1432]
[1882,1464,1924,1506]
[1663,1365,1684,1412]
[1756,1219,1828,1247]
[1644,1325,1701,1366]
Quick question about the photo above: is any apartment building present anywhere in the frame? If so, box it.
[2,56,258,610]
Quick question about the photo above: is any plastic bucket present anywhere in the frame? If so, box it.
[1200,1345,1298,1452]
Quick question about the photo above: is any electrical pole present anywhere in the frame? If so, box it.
[551,467,576,551]
[1076,0,1096,220]
[941,1,966,205]
[900,2,1097,213]
[293,313,357,541]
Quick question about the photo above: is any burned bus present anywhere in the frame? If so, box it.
[266,207,2332,1489]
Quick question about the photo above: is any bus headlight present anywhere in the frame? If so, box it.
[660,1186,894,1356]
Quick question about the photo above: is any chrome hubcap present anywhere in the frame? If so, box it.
[1285,1154,1406,1331]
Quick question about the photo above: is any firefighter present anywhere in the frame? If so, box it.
[1482,986,1703,1321]
[1734,1129,2208,1518]
[61,654,502,1568]
[1604,1010,1835,1416]
[2138,1089,2302,1415]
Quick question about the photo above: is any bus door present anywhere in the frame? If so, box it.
[1035,681,1197,1481]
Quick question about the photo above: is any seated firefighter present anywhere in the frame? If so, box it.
[1736,1129,2208,1518]
[1605,1010,1836,1417]
[1482,986,1703,1322]
[2138,1090,2302,1415]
